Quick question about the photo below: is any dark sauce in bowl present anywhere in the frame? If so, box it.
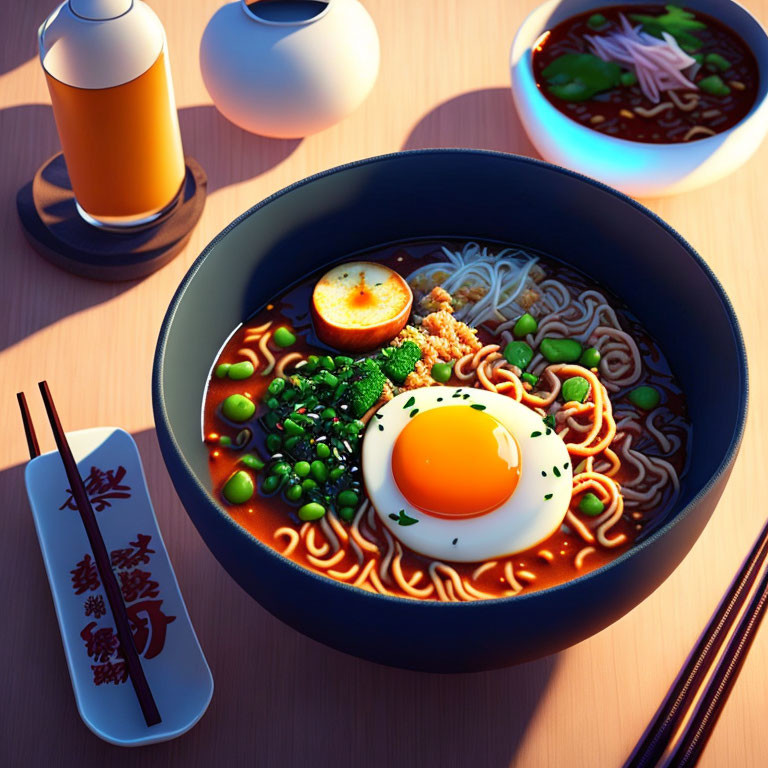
[531,4,759,143]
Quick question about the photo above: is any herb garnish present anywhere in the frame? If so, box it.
[410,408,419,418]
[452,537,458,545]
[389,509,419,526]
[553,466,561,478]
[403,396,416,409]
[543,414,556,429]
[531,430,542,438]
[544,493,553,501]
[470,404,487,411]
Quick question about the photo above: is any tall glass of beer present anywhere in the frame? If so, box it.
[39,0,185,230]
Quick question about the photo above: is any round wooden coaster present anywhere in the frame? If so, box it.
[16,154,207,281]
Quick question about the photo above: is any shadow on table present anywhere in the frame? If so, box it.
[402,87,539,158]
[0,103,299,353]
[0,104,138,355]
[0,0,44,76]
[1,427,558,768]
[178,106,301,194]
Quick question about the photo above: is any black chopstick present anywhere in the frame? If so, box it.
[663,563,768,766]
[36,381,161,727]
[626,518,768,767]
[17,392,41,459]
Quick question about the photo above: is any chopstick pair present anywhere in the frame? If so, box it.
[17,384,161,727]
[626,517,768,766]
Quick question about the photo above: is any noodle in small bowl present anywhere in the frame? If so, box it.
[153,150,747,671]
[510,0,768,197]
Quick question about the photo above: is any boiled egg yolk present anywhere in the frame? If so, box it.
[391,406,521,519]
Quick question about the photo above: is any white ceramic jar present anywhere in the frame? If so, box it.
[200,0,379,138]
[510,0,768,197]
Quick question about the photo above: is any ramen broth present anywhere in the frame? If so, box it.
[203,241,689,600]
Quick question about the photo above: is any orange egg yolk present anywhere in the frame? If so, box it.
[391,406,521,519]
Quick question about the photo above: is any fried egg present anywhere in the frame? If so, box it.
[362,388,572,562]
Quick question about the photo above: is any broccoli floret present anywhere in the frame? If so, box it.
[346,359,385,417]
[379,341,422,385]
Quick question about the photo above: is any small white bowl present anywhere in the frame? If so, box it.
[510,0,768,197]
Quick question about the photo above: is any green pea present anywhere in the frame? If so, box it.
[222,394,256,422]
[513,313,538,338]
[283,435,301,451]
[241,453,265,470]
[266,397,279,410]
[705,52,731,72]
[337,489,359,508]
[339,506,355,522]
[431,362,453,383]
[329,466,345,481]
[268,377,286,396]
[335,356,354,367]
[266,433,282,453]
[587,12,607,28]
[262,474,281,493]
[273,326,297,348]
[219,435,232,447]
[228,361,255,380]
[310,460,328,483]
[316,442,331,459]
[215,363,231,379]
[503,340,534,370]
[579,347,601,369]
[620,70,638,87]
[294,460,311,477]
[298,502,326,521]
[285,484,303,502]
[321,407,336,419]
[301,478,317,491]
[263,411,279,430]
[579,492,605,517]
[561,376,590,404]
[521,372,538,387]
[540,338,582,363]
[319,355,335,371]
[223,470,254,504]
[698,75,730,96]
[304,355,319,373]
[272,461,291,476]
[629,386,661,411]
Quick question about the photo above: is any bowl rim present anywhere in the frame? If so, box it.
[510,0,768,150]
[152,147,749,611]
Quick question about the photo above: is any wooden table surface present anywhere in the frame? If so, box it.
[2,1,767,765]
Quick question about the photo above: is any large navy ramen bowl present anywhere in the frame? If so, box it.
[153,149,747,672]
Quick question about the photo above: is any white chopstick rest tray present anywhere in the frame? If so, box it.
[25,427,213,746]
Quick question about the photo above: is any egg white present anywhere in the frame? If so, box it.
[362,388,572,562]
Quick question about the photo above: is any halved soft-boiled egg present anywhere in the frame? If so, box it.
[312,261,413,351]
[362,388,572,562]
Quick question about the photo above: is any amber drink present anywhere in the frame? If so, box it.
[39,0,185,229]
